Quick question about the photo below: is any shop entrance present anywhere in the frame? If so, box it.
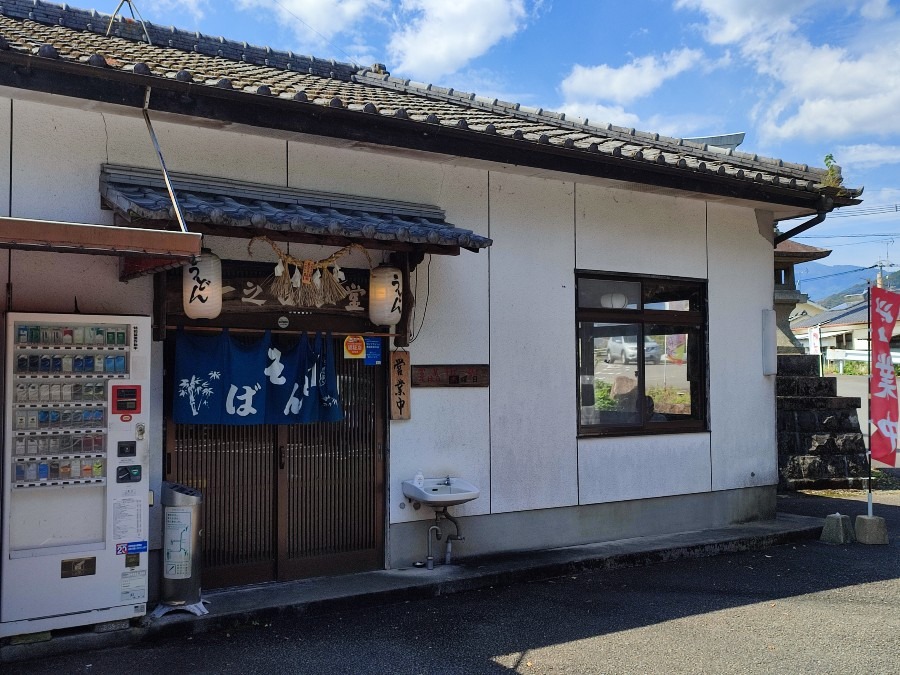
[165,335,385,588]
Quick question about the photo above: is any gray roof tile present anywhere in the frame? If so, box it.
[0,1,864,202]
[99,166,491,252]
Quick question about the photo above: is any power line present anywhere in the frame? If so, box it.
[798,265,878,282]
[798,233,900,238]
[829,204,900,218]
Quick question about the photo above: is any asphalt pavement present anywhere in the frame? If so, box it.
[5,490,898,675]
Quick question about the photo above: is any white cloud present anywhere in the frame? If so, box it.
[560,48,704,106]
[836,144,900,170]
[673,0,817,45]
[146,0,210,21]
[235,0,389,52]
[675,1,900,144]
[860,0,893,20]
[388,0,528,81]
[555,102,642,130]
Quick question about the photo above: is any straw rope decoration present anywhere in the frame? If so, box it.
[248,237,373,308]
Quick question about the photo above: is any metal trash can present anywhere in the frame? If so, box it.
[159,481,204,608]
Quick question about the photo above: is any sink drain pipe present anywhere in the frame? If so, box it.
[426,525,442,570]
[436,507,465,565]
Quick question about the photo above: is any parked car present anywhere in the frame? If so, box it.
[606,336,661,364]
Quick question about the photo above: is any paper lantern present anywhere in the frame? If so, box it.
[369,266,403,326]
[183,250,223,319]
[600,292,628,309]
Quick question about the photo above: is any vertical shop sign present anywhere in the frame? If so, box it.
[870,287,900,468]
[391,351,411,420]
[808,325,821,355]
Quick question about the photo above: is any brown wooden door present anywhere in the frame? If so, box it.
[166,337,385,589]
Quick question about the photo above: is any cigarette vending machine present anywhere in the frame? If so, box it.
[1,313,151,637]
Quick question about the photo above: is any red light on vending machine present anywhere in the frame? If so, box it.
[111,385,141,415]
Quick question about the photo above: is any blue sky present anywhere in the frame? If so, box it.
[130,0,900,269]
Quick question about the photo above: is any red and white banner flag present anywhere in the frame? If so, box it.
[870,287,900,467]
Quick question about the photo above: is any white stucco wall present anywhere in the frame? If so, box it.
[708,204,777,489]
[0,96,780,542]
[0,98,9,219]
[488,171,578,513]
[573,183,714,503]
[573,183,708,277]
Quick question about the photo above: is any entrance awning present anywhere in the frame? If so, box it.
[0,216,202,279]
[99,165,492,256]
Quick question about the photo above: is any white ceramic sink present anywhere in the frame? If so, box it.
[401,477,480,507]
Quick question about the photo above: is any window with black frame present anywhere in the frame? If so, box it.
[576,273,707,435]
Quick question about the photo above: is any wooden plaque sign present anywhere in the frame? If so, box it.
[390,351,411,420]
[411,365,489,387]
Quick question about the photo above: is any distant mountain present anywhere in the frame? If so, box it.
[795,262,878,305]
[814,268,900,308]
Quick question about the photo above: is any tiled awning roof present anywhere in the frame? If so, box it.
[100,166,491,254]
[0,1,863,216]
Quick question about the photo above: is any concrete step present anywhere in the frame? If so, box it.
[777,354,821,377]
[777,396,862,411]
[776,376,837,397]
[777,408,862,434]
[778,432,866,456]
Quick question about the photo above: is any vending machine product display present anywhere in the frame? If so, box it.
[1,313,151,637]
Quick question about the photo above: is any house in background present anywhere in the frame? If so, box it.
[0,1,862,637]
[791,301,869,352]
[789,299,827,325]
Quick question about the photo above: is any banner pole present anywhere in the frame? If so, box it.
[867,283,873,517]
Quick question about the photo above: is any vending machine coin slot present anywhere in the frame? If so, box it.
[117,441,137,458]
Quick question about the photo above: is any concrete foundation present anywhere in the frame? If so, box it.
[388,485,776,568]
[855,515,889,545]
[820,513,855,544]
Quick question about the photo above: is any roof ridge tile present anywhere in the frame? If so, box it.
[0,1,861,198]
[2,0,361,78]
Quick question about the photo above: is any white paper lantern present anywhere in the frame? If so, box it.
[368,266,403,326]
[183,250,223,319]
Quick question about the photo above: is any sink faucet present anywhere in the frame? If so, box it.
[443,475,451,486]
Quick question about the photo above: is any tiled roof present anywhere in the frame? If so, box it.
[0,0,863,205]
[775,240,832,263]
[99,165,491,252]
[791,301,868,330]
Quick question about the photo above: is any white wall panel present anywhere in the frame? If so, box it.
[7,250,152,315]
[389,388,490,523]
[143,117,286,185]
[489,171,578,513]
[287,142,448,205]
[578,434,711,503]
[707,204,777,489]
[11,101,111,223]
[406,165,489,363]
[0,98,10,218]
[575,184,708,277]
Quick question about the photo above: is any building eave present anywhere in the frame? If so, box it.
[0,51,860,215]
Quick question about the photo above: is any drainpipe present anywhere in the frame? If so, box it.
[773,196,834,246]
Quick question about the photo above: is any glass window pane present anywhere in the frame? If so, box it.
[644,326,702,422]
[578,278,640,310]
[643,280,703,311]
[579,322,641,427]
